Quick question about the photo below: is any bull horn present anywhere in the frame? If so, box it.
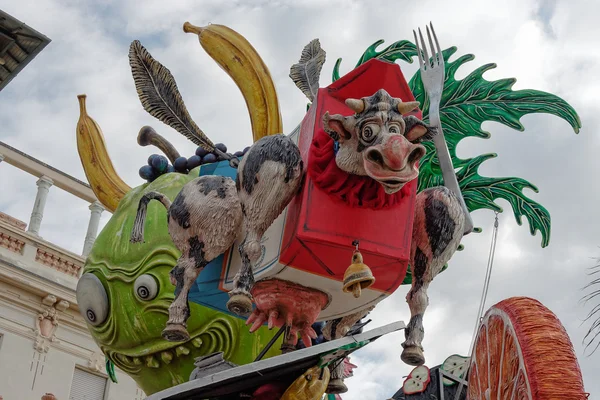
[397,101,420,115]
[76,95,132,213]
[345,98,365,113]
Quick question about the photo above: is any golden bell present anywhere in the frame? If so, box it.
[342,250,375,298]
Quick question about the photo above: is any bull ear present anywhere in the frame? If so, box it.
[403,115,438,143]
[323,112,352,142]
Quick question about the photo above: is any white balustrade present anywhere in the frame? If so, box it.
[1,141,111,268]
[28,176,54,236]
[82,201,105,258]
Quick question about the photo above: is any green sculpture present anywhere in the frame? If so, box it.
[75,30,581,396]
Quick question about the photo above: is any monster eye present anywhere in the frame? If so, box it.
[76,273,109,326]
[134,274,158,301]
[361,124,379,143]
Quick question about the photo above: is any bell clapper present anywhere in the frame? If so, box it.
[342,241,375,298]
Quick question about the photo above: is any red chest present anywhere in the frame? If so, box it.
[279,59,421,295]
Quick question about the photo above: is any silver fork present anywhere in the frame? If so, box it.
[414,23,474,235]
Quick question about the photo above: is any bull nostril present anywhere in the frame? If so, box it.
[367,149,384,167]
[408,147,425,166]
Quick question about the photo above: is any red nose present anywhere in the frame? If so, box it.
[383,135,414,170]
[367,135,424,171]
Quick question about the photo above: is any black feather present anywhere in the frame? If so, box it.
[289,39,326,102]
[128,40,214,151]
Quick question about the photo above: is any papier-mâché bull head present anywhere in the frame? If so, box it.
[323,89,437,194]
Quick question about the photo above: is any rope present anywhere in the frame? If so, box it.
[468,211,500,356]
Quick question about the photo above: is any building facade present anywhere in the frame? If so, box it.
[0,143,144,400]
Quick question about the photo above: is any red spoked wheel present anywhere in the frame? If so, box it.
[467,297,587,400]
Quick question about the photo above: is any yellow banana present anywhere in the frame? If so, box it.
[76,94,131,212]
[183,22,283,142]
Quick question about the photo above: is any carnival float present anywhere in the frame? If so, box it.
[73,19,588,399]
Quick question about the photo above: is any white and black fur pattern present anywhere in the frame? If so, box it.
[131,175,243,341]
[228,134,304,314]
[401,186,465,366]
[130,134,304,334]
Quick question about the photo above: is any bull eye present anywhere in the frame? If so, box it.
[76,273,109,327]
[361,123,379,143]
[388,123,401,134]
[134,274,158,301]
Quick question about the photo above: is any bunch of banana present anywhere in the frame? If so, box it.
[183,22,283,142]
[76,94,131,212]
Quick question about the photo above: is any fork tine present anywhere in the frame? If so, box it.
[426,25,436,67]
[418,28,430,68]
[413,30,424,69]
[429,22,443,67]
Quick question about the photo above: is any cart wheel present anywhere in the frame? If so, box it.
[467,297,587,400]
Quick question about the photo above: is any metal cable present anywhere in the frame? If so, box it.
[468,211,500,356]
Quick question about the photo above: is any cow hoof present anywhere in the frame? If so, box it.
[227,294,253,317]
[326,378,348,394]
[401,345,425,366]
[162,323,190,342]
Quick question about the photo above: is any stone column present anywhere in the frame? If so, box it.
[82,201,104,257]
[28,176,54,236]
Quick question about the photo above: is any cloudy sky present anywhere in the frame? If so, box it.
[1,0,599,398]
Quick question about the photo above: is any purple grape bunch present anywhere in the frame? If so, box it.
[139,143,251,183]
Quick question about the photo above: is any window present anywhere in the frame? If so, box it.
[69,367,107,400]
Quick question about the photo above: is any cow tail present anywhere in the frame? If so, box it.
[130,191,172,243]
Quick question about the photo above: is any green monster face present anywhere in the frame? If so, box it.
[77,169,281,395]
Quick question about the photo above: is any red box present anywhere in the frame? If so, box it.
[279,59,421,295]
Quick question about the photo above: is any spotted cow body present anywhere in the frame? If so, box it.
[130,136,304,340]
[131,175,243,341]
[227,134,304,316]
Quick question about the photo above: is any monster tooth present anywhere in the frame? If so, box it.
[192,337,203,348]
[145,355,160,368]
[161,351,173,364]
[132,357,142,366]
[116,353,133,365]
[172,375,185,386]
[176,346,190,357]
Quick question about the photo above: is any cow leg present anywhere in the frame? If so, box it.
[163,257,204,342]
[401,187,465,366]
[226,239,256,317]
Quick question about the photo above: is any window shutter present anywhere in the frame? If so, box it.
[69,367,107,400]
